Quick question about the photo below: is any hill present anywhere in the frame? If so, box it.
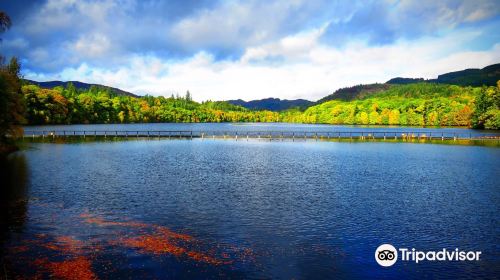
[281,82,499,129]
[319,63,500,104]
[315,83,391,103]
[433,63,500,86]
[386,77,425,84]
[227,98,313,111]
[387,63,500,87]
[23,79,138,97]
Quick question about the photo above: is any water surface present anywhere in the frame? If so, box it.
[1,124,499,279]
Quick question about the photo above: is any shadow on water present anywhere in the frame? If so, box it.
[0,153,29,277]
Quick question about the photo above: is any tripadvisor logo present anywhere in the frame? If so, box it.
[375,244,398,267]
[375,244,482,267]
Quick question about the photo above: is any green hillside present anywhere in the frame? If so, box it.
[316,83,391,103]
[282,83,500,129]
[320,63,500,106]
[21,84,279,124]
[433,63,500,87]
[387,63,500,87]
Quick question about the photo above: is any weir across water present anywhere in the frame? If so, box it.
[22,130,500,142]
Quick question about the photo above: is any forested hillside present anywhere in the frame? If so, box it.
[22,82,500,129]
[282,83,499,129]
[320,63,500,105]
[227,98,313,111]
[23,79,138,97]
[22,84,280,124]
[316,83,391,103]
[387,63,500,87]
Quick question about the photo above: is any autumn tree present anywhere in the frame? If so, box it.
[0,12,26,154]
[472,82,500,129]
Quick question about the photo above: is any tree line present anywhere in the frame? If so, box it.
[22,81,499,129]
[23,84,280,124]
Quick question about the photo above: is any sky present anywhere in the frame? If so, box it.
[0,0,499,101]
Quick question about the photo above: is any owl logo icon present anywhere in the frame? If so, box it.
[375,244,398,267]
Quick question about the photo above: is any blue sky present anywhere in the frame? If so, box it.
[0,0,499,101]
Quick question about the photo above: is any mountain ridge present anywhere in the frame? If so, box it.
[22,79,138,97]
[319,63,500,105]
[387,63,500,86]
[226,98,313,111]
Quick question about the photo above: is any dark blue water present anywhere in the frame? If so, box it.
[1,124,499,279]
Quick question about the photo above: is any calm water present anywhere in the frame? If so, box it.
[1,124,500,279]
[23,122,500,138]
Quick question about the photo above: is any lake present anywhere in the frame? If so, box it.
[1,123,499,279]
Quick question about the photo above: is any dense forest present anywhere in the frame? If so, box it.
[284,83,499,129]
[23,83,280,124]
[22,81,500,129]
[387,63,500,87]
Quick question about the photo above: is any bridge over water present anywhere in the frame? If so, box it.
[23,130,500,141]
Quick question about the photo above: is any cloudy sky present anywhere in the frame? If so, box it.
[1,0,499,101]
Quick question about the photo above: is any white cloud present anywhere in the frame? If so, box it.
[21,1,500,102]
[25,26,500,102]
[70,33,111,59]
[7,0,498,75]
[241,24,327,63]
[394,0,500,28]
[169,0,312,49]
[26,0,118,34]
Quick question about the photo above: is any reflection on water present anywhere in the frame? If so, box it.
[20,136,500,147]
[0,138,499,279]
[0,154,29,249]
[0,154,30,279]
[24,122,500,136]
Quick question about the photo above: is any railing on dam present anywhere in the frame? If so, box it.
[22,130,500,141]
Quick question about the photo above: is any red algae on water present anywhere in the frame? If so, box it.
[7,212,242,279]
[154,226,194,242]
[5,210,251,279]
[12,235,99,279]
[80,213,227,264]
[35,256,97,280]
[118,233,229,265]
[80,213,194,243]
[187,251,232,265]
[119,234,187,256]
[24,235,88,256]
[116,226,232,265]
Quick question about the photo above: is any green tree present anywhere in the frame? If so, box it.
[0,12,26,154]
[472,82,500,129]
[0,11,11,36]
